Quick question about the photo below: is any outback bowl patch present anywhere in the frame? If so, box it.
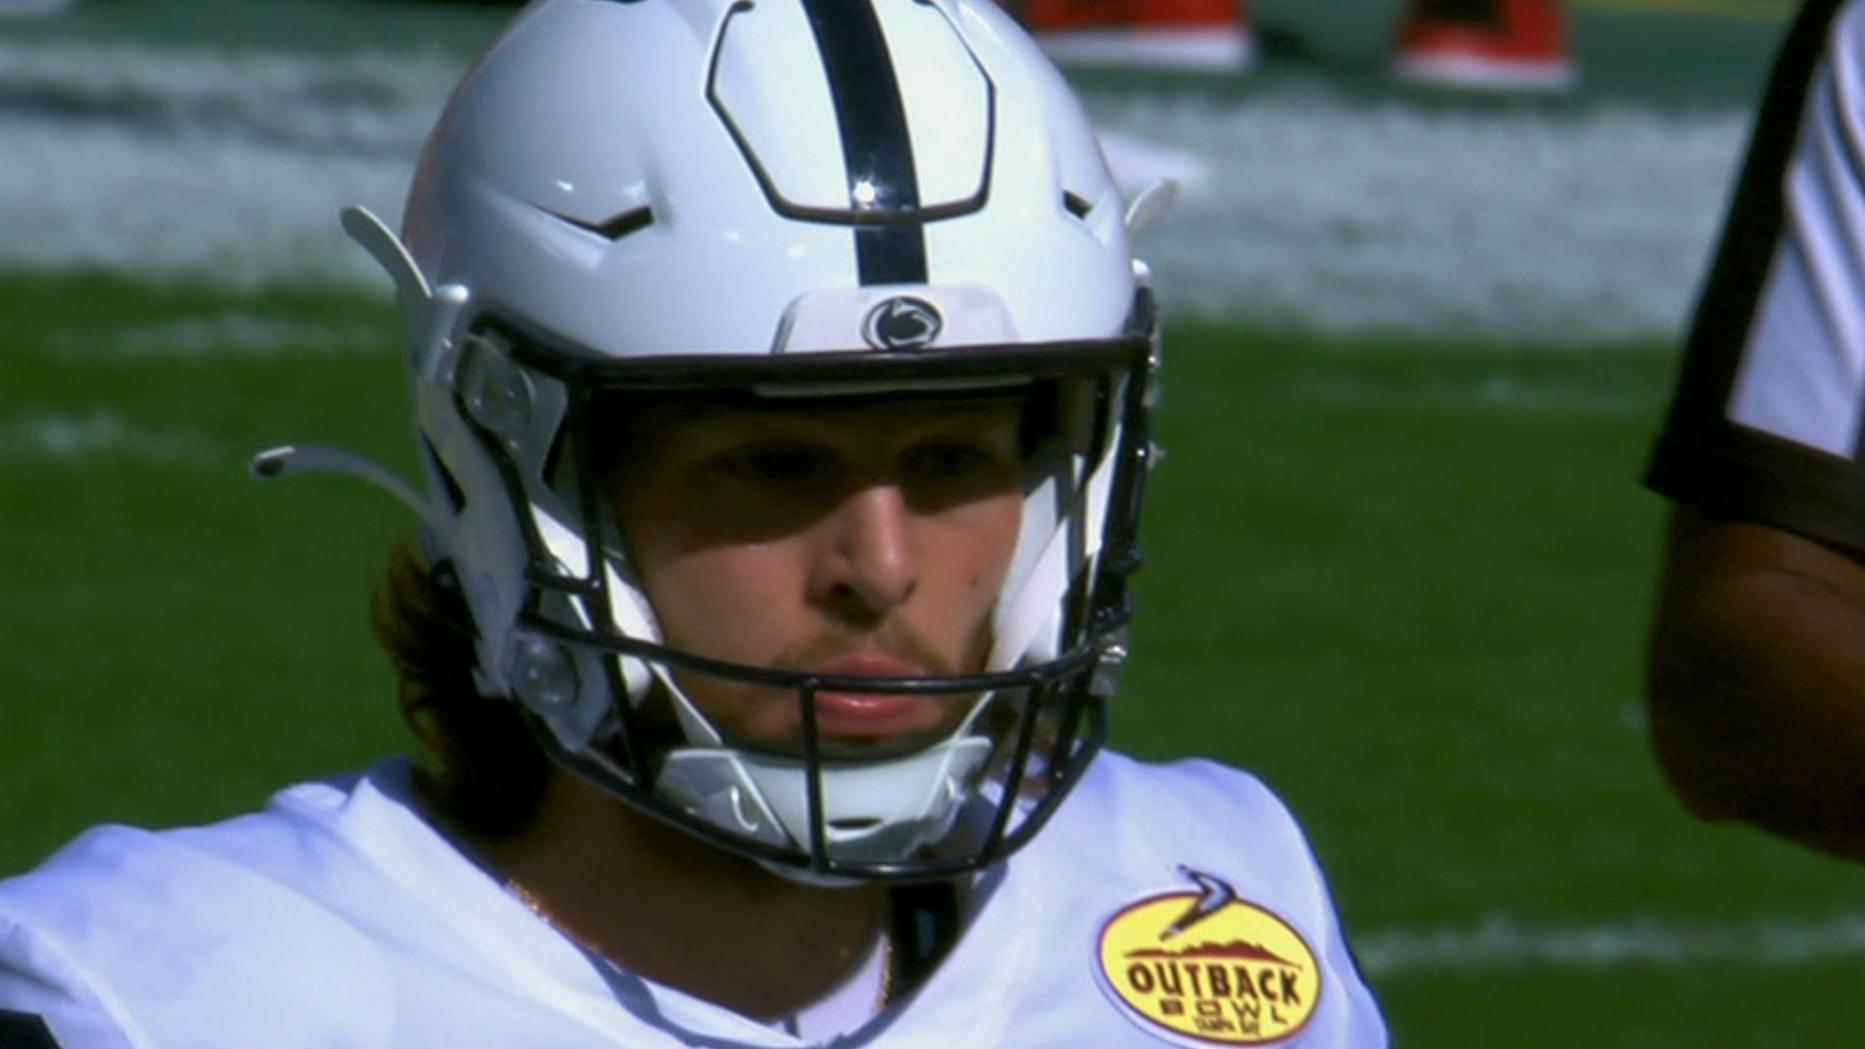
[1095,868,1320,1045]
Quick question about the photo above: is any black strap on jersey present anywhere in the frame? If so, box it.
[884,880,961,1002]
[0,1011,63,1049]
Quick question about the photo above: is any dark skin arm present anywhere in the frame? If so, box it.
[1645,504,1865,861]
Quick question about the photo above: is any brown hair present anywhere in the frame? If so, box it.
[371,542,550,838]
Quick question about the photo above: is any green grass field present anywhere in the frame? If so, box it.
[5,0,1863,1045]
[5,275,1861,1045]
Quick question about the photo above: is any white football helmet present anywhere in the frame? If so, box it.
[265,0,1161,882]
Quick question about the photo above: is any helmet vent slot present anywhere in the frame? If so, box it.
[554,206,656,242]
[1062,191,1093,220]
[596,206,655,241]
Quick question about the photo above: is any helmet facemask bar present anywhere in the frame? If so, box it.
[521,622,1112,881]
[449,312,1156,882]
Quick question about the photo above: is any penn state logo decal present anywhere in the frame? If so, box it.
[1095,867,1321,1046]
[862,295,943,350]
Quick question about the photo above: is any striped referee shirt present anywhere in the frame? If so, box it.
[1646,0,1865,555]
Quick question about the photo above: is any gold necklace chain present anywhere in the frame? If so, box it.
[874,926,896,1010]
[506,878,605,957]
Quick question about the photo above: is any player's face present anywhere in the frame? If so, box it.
[609,394,1025,757]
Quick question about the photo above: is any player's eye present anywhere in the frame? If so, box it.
[713,443,835,485]
[902,439,997,480]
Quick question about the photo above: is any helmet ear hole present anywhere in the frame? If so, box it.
[457,335,536,439]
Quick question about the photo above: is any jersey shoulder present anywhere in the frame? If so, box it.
[1059,751,1312,863]
[0,780,399,1049]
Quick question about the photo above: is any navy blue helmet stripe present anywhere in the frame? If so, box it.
[853,223,927,285]
[799,0,929,285]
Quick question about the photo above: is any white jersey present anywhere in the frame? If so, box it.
[0,753,1385,1048]
[1645,0,1865,551]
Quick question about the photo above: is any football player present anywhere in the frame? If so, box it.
[1644,0,1865,862]
[0,1,1386,1044]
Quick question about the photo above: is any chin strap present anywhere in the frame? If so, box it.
[887,879,961,1001]
[250,443,449,537]
[655,732,994,884]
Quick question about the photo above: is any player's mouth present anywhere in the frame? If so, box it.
[807,653,952,741]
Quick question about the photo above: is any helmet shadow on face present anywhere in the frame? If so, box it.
[581,387,1051,554]
[575,387,1035,758]
[489,340,1153,877]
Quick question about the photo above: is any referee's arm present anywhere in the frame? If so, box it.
[1646,509,1865,861]
[1643,0,1865,861]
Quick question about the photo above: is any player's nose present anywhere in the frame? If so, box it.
[807,482,918,618]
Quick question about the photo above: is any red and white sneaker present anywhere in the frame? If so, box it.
[1015,0,1256,73]
[1393,0,1574,92]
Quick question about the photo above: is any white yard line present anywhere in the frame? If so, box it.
[0,42,456,289]
[0,411,215,463]
[0,41,1749,341]
[40,314,387,359]
[1089,87,1748,341]
[1357,912,1865,976]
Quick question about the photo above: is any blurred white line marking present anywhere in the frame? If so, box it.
[1358,912,1865,975]
[0,412,214,463]
[0,41,1749,340]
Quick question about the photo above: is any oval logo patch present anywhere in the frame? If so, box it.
[861,295,943,350]
[1095,869,1321,1045]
